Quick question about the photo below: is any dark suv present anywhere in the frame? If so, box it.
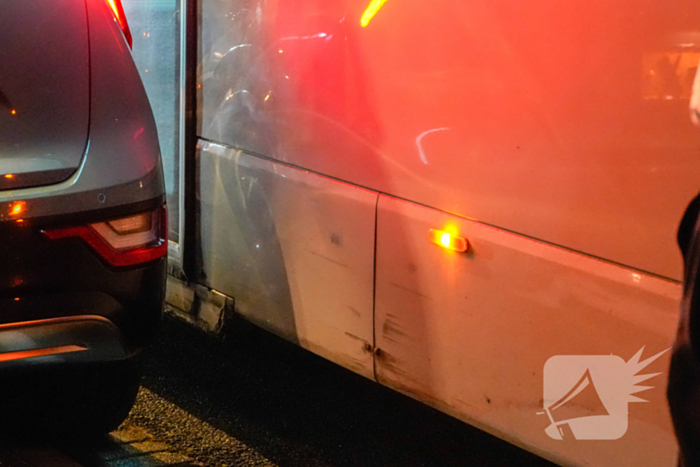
[0,0,165,435]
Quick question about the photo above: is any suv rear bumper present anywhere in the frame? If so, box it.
[0,316,131,369]
[0,198,167,360]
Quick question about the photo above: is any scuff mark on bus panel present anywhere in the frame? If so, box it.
[374,194,680,467]
[198,140,377,379]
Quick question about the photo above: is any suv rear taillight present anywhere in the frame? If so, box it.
[105,0,133,48]
[42,205,167,267]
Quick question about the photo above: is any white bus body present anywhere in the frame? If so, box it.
[187,1,700,464]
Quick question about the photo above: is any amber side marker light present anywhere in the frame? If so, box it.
[429,229,468,252]
[9,201,26,217]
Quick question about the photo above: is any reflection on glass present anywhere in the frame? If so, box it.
[122,0,182,243]
[643,51,700,100]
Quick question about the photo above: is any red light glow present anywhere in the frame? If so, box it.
[105,0,133,48]
[0,345,87,363]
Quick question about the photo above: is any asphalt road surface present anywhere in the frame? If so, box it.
[0,316,556,466]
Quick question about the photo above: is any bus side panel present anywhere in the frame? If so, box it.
[198,141,377,378]
[199,0,700,280]
[374,194,680,466]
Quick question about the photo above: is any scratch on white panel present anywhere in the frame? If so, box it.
[280,32,330,41]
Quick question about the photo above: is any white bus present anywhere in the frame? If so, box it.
[148,1,700,465]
